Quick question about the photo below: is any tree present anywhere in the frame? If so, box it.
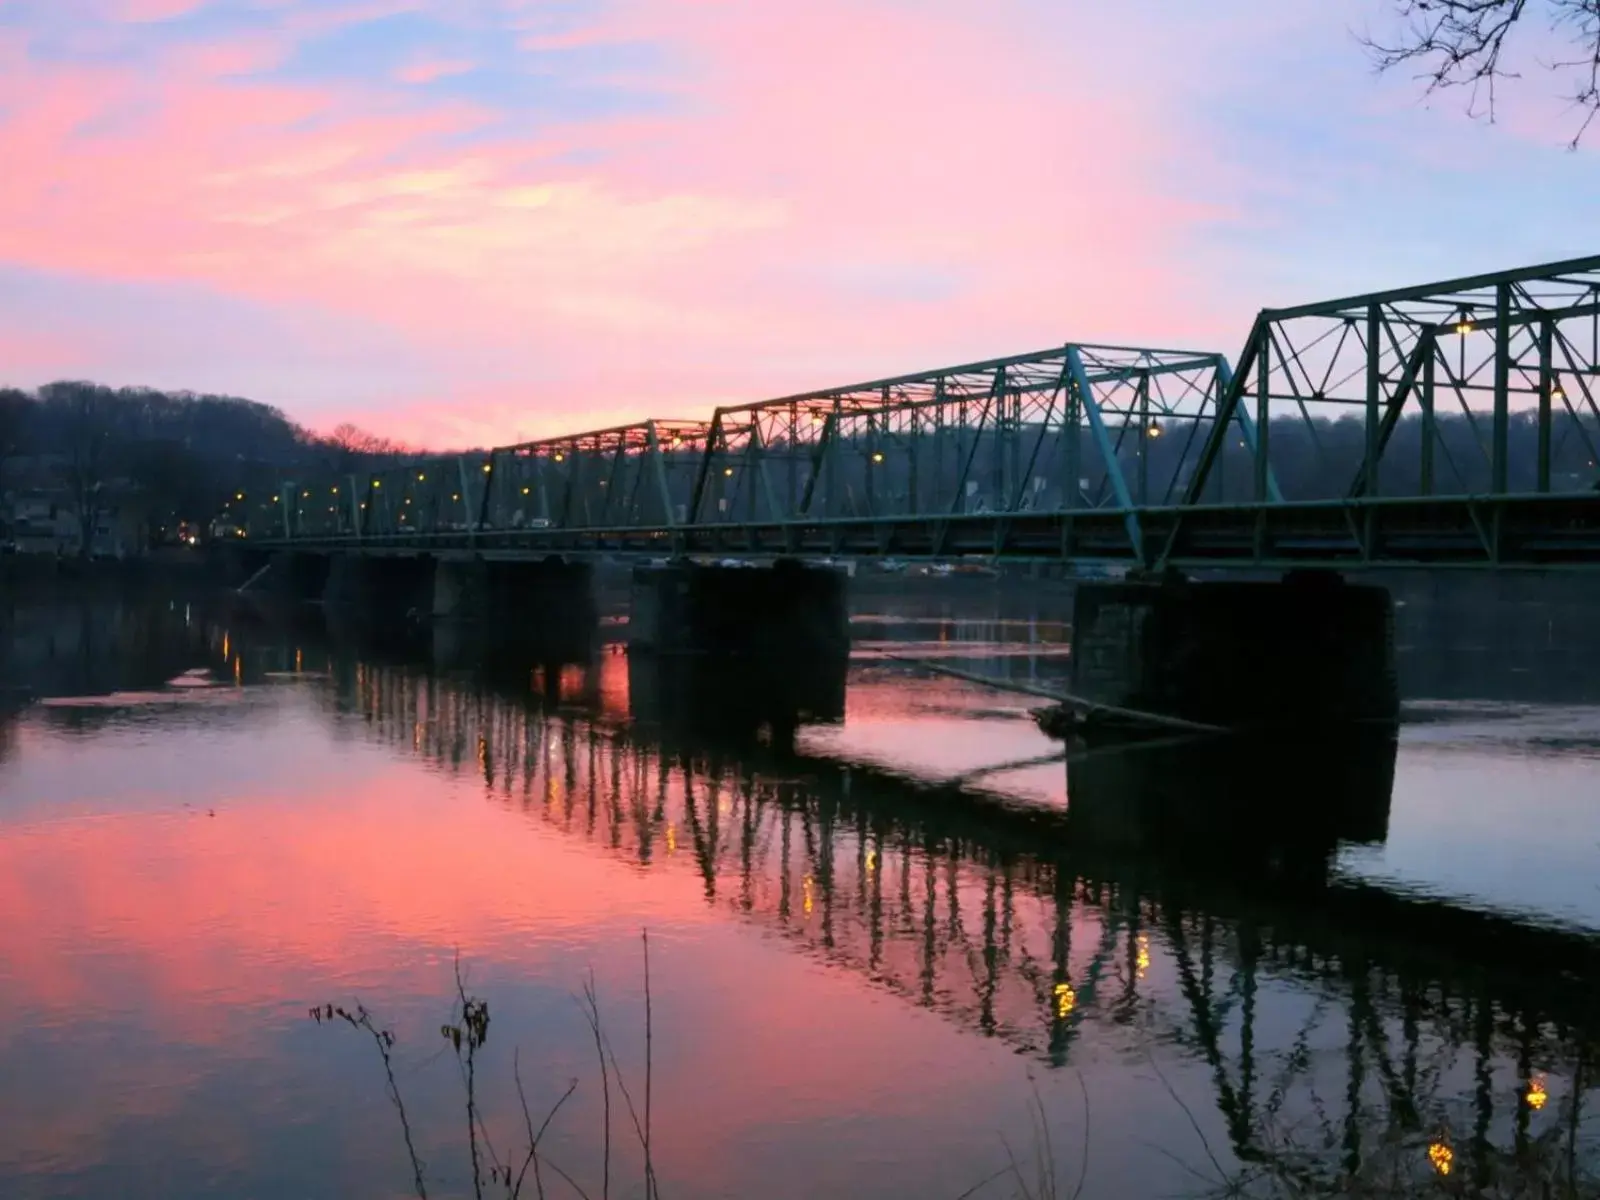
[1365,1,1600,146]
[38,382,125,557]
[319,422,406,475]
[0,388,31,462]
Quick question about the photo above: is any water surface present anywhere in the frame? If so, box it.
[1,581,1598,1198]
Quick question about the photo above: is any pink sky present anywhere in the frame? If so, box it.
[1,0,1595,446]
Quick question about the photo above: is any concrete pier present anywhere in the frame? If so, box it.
[1070,571,1398,728]
[269,550,333,604]
[628,558,849,662]
[431,556,597,656]
[322,553,435,626]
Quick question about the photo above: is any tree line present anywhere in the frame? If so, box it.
[0,381,418,552]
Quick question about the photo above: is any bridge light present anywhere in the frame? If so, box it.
[301,490,310,498]
[1054,981,1076,1019]
[1147,422,1162,439]
[521,486,531,495]
[671,436,682,447]
[373,480,381,489]
[235,492,244,501]
[1551,376,1565,402]
[1527,1076,1548,1110]
[271,494,279,503]
[871,451,885,463]
[405,497,412,505]
[482,462,492,473]
[452,492,461,501]
[723,467,734,477]
[331,486,338,494]
[1427,1142,1453,1177]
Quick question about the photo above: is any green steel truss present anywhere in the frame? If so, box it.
[250,254,1600,569]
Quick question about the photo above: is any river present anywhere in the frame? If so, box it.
[1,575,1598,1199]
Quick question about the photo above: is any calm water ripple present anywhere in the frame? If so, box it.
[2,580,1599,1199]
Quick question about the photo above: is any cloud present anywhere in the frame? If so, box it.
[395,56,476,84]
[14,0,1585,446]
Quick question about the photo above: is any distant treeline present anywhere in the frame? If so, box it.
[0,380,423,548]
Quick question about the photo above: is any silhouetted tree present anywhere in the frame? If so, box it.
[321,422,405,474]
[0,387,30,462]
[1366,0,1600,145]
[38,382,126,556]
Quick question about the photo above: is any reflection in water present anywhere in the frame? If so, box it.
[1,583,1599,1198]
[315,637,1597,1194]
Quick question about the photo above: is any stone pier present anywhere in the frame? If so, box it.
[628,558,849,662]
[431,556,597,658]
[322,553,436,626]
[1070,571,1399,728]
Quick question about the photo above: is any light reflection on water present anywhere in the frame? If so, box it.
[0,586,1599,1198]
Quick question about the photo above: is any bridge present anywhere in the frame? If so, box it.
[228,254,1600,733]
[245,253,1600,573]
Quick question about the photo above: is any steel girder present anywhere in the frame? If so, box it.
[1183,253,1600,508]
[247,254,1600,567]
[679,344,1264,554]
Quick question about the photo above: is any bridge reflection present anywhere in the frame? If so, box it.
[245,632,1597,1187]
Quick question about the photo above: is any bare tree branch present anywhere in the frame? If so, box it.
[1362,0,1600,147]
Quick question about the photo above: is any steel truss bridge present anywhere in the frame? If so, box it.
[250,255,1600,570]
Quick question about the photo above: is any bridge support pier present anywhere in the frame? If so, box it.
[433,556,597,657]
[269,551,334,604]
[323,553,436,626]
[1070,571,1398,728]
[629,558,849,662]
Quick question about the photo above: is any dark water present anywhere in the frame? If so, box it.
[2,579,1599,1199]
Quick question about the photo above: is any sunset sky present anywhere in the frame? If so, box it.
[1,0,1596,447]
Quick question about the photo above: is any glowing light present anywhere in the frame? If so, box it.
[271,495,279,503]
[1136,933,1150,978]
[666,825,677,855]
[803,874,814,916]
[1455,318,1473,336]
[521,486,531,495]
[234,492,244,501]
[331,486,339,494]
[1527,1077,1548,1111]
[1054,981,1076,1019]
[865,848,877,872]
[452,492,461,501]
[553,453,565,463]
[405,497,413,505]
[1428,1142,1453,1177]
[671,436,683,447]
[1551,379,1565,402]
[482,463,493,473]
[373,481,381,489]
[871,451,885,463]
[301,490,310,498]
[418,472,426,482]
[1146,423,1162,439]
[723,467,735,477]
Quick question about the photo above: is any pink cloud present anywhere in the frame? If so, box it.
[395,58,477,85]
[114,0,207,20]
[0,0,1229,445]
